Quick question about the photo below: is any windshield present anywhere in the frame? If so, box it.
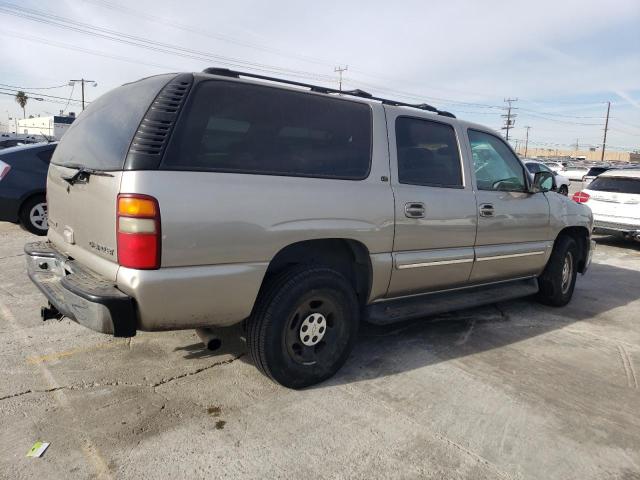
[588,176,640,194]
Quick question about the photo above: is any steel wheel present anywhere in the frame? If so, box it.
[284,292,347,367]
[561,251,573,294]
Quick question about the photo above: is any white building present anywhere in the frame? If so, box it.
[17,114,76,140]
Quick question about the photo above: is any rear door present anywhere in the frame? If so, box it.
[46,74,175,280]
[386,110,477,297]
[467,129,551,283]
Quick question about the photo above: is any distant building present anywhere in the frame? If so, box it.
[17,113,76,140]
[517,146,639,163]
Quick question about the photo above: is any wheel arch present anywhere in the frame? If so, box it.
[555,226,590,273]
[263,238,373,305]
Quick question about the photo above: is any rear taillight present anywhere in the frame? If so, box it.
[0,161,11,181]
[572,191,590,203]
[117,194,161,269]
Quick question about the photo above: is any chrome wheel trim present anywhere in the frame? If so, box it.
[561,251,573,294]
[29,203,48,230]
[299,313,327,346]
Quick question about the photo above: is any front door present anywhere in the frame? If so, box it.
[386,111,478,297]
[467,129,551,283]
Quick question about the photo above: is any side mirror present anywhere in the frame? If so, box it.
[531,171,554,193]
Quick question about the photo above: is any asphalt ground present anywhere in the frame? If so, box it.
[1,209,639,479]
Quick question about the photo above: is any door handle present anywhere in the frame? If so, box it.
[405,202,426,219]
[479,203,494,217]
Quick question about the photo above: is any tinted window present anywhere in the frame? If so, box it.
[525,162,540,174]
[163,81,372,179]
[586,167,608,176]
[468,130,526,192]
[395,117,462,188]
[51,74,174,170]
[588,177,640,194]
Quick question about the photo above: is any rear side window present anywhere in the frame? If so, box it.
[162,81,372,179]
[395,117,463,188]
[51,74,174,171]
[588,177,640,194]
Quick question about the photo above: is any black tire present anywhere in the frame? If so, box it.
[19,195,48,236]
[247,265,360,389]
[537,236,579,307]
[558,185,569,196]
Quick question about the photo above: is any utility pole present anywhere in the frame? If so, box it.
[601,101,610,162]
[501,98,518,141]
[334,65,348,92]
[524,126,531,158]
[68,78,97,111]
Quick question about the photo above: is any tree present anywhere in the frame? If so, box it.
[15,91,28,119]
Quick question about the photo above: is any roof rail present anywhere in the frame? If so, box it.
[201,67,456,118]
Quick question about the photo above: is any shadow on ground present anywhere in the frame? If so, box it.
[176,261,640,387]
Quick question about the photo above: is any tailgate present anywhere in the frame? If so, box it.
[46,73,176,281]
[47,165,123,281]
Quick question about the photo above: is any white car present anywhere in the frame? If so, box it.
[563,166,590,181]
[543,162,565,174]
[525,161,571,195]
[573,169,640,242]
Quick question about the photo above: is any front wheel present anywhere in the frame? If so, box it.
[247,265,360,389]
[537,236,578,306]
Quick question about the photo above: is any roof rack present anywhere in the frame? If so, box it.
[202,67,456,118]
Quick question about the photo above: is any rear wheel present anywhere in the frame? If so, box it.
[558,185,569,196]
[247,265,359,389]
[537,236,578,306]
[19,195,48,236]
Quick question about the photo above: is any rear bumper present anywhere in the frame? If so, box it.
[593,217,640,238]
[25,241,137,337]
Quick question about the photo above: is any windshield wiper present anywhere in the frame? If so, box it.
[61,165,114,185]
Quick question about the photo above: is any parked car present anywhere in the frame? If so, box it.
[573,169,640,242]
[563,166,590,181]
[525,161,570,195]
[543,162,565,174]
[0,142,56,235]
[25,69,594,388]
[582,166,611,187]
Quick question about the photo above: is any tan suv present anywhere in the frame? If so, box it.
[26,68,595,388]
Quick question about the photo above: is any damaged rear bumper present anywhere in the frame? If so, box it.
[25,241,137,337]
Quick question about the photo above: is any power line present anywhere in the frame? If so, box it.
[82,0,340,69]
[0,82,69,90]
[0,3,337,84]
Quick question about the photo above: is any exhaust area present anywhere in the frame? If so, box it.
[195,327,222,351]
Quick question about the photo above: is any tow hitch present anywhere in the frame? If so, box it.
[41,303,63,321]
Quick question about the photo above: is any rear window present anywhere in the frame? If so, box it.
[588,176,640,194]
[51,74,174,171]
[162,81,372,180]
[586,167,608,176]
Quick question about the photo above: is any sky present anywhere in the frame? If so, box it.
[0,0,638,152]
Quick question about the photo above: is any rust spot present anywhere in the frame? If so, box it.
[215,420,226,430]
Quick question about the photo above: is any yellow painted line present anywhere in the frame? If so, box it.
[26,340,128,365]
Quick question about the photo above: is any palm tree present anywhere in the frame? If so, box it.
[15,91,28,119]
